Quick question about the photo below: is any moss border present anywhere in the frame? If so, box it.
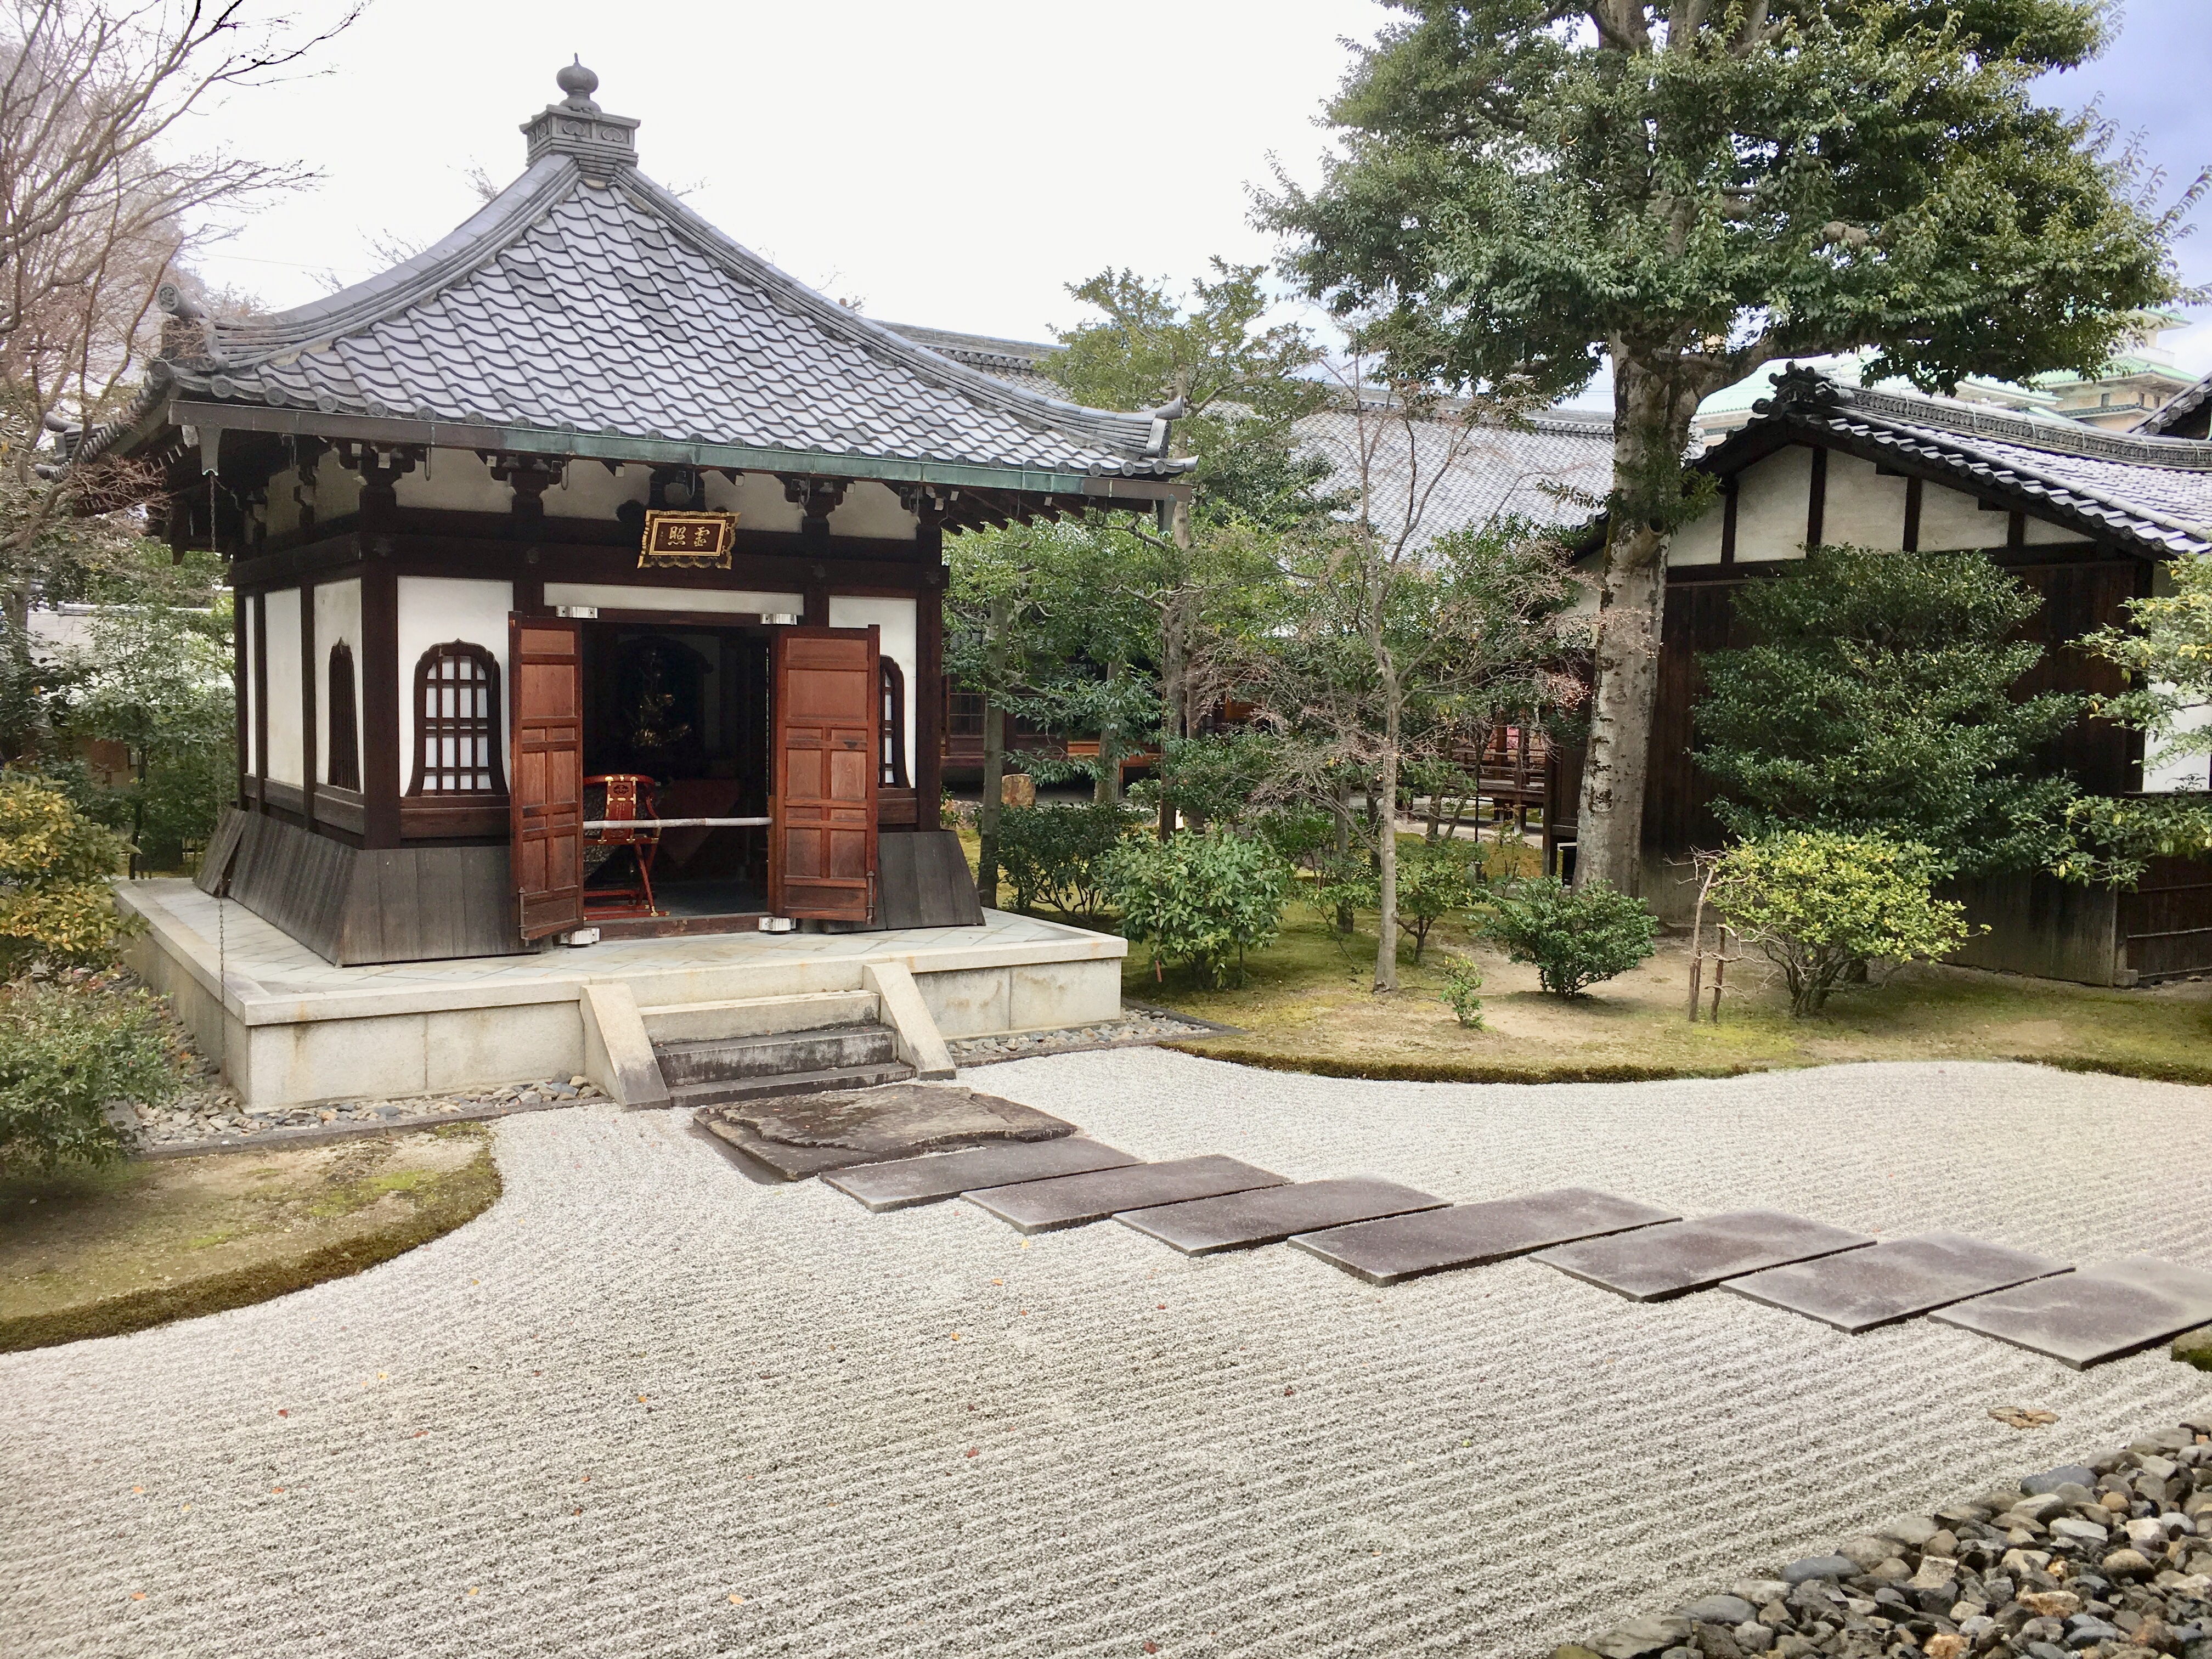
[1158,1042,1770,1085]
[0,1133,503,1354]
[2015,1052,2212,1087]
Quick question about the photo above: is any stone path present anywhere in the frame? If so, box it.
[8,1053,2212,1659]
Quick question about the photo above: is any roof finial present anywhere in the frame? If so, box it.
[556,57,600,112]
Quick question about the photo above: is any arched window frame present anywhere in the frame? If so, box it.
[407,641,506,795]
[879,657,910,789]
[325,641,360,791]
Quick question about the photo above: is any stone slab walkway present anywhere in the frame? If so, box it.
[7,1054,2212,1659]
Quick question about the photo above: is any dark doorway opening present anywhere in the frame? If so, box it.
[579,620,771,919]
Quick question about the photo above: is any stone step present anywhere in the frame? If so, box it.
[669,1061,916,1109]
[640,989,879,1045]
[654,1024,899,1086]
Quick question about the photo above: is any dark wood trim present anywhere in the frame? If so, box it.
[1903,475,1923,552]
[299,576,318,830]
[1805,444,1827,550]
[360,558,401,848]
[514,573,545,616]
[2008,509,2028,551]
[315,786,366,836]
[404,640,507,797]
[401,798,511,839]
[574,607,777,628]
[802,577,831,627]
[1718,480,1738,567]
[914,555,944,828]
[262,777,306,814]
[590,910,768,940]
[232,588,249,810]
[251,592,269,808]
[877,787,919,827]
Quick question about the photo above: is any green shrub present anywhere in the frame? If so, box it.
[994,802,1142,919]
[1480,876,1656,998]
[1100,830,1291,988]
[0,973,179,1173]
[1709,830,1971,1015]
[1398,840,1477,962]
[0,770,138,977]
[1437,952,1485,1028]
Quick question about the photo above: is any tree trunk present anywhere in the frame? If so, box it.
[1158,500,1193,843]
[977,594,1011,906]
[1333,778,1355,933]
[1374,697,1401,993]
[1096,656,1125,806]
[1573,353,1705,895]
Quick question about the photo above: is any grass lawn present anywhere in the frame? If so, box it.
[950,817,2212,1083]
[0,1125,500,1352]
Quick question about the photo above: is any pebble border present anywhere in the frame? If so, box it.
[129,1076,608,1158]
[947,1003,1234,1067]
[1568,1420,2212,1659]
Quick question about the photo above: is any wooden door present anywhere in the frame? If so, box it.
[509,616,586,940]
[771,626,878,922]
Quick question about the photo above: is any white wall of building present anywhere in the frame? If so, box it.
[1731,447,1813,560]
[1820,453,1910,550]
[261,586,304,786]
[395,448,507,514]
[541,582,803,616]
[397,576,514,792]
[829,595,917,774]
[314,578,364,788]
[314,448,363,521]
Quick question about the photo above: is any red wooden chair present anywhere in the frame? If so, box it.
[583,773,661,918]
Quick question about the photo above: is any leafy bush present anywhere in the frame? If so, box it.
[1100,830,1291,988]
[1480,876,1656,998]
[0,770,137,977]
[0,973,179,1172]
[994,802,1142,919]
[1398,840,1477,962]
[1437,952,1485,1028]
[1709,831,1971,1016]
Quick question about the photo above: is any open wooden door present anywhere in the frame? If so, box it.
[770,626,879,922]
[509,616,586,940]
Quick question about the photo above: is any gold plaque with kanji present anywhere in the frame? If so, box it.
[639,510,737,568]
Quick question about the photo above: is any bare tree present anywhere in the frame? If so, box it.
[0,0,357,753]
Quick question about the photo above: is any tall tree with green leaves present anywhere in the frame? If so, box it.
[1261,0,2191,893]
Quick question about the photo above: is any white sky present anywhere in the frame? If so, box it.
[178,0,2211,412]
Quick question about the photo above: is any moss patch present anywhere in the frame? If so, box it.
[0,1125,500,1353]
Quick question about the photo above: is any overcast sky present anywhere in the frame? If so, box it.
[180,0,2212,408]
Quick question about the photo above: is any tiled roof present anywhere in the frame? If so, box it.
[1746,369,2212,557]
[98,136,1182,482]
[879,324,1617,543]
[2137,367,2212,439]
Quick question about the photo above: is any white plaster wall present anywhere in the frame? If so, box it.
[264,467,301,538]
[1730,447,1814,560]
[2142,696,2212,794]
[1668,495,1725,566]
[830,480,916,541]
[829,595,917,772]
[712,470,806,533]
[2022,515,2078,545]
[314,578,363,787]
[262,587,304,787]
[315,449,363,521]
[243,594,259,775]
[543,582,803,616]
[1916,481,2005,551]
[397,577,515,790]
[395,448,507,513]
[546,459,647,520]
[1820,453,1909,550]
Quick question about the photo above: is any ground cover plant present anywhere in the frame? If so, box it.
[0,1124,499,1352]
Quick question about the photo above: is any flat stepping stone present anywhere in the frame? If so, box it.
[823,1137,1138,1213]
[696,1084,1071,1181]
[1288,1187,1679,1285]
[1117,1178,1446,1256]
[1724,1232,2070,1333]
[1929,1255,2212,1369]
[1532,1209,1874,1302]
[963,1155,1289,1235]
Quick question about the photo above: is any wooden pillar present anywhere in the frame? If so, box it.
[251,592,269,812]
[1804,445,1827,550]
[233,589,249,809]
[300,577,318,830]
[803,566,830,628]
[360,548,402,849]
[1902,476,1923,552]
[914,531,945,830]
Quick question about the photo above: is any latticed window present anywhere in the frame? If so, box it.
[945,689,984,740]
[326,643,360,791]
[880,657,910,788]
[408,642,505,794]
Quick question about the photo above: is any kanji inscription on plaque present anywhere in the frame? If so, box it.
[639,510,737,568]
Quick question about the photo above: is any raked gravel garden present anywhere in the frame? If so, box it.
[7,1047,2212,1659]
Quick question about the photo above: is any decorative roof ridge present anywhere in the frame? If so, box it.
[2137,366,2212,437]
[205,153,582,362]
[616,171,1187,471]
[1755,363,2212,471]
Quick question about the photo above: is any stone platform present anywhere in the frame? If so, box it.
[116,879,1126,1110]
